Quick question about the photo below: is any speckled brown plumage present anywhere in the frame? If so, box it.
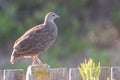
[10,12,59,64]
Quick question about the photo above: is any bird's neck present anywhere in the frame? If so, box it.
[44,17,54,24]
[43,19,55,25]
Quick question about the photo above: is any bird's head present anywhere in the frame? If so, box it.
[44,12,60,23]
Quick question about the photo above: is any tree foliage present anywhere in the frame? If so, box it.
[0,0,120,57]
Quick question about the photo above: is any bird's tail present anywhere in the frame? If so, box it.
[10,51,16,64]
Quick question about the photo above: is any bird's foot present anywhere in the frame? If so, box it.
[32,56,43,65]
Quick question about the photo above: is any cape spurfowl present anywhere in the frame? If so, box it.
[10,12,59,64]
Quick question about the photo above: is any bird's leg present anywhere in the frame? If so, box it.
[32,56,37,65]
[32,56,43,65]
[35,56,43,64]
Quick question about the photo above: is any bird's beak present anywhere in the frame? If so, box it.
[56,15,60,18]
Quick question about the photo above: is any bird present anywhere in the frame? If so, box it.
[10,12,59,64]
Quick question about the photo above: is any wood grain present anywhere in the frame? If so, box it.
[112,67,120,80]
[100,67,111,80]
[50,68,69,80]
[4,69,24,80]
[0,70,2,80]
[69,68,82,80]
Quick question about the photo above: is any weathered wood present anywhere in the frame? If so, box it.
[0,70,2,80]
[69,68,82,80]
[70,67,111,80]
[26,64,50,80]
[2,67,120,80]
[111,67,120,80]
[4,69,24,80]
[100,67,111,80]
[50,68,68,80]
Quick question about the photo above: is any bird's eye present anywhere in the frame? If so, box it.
[52,14,55,16]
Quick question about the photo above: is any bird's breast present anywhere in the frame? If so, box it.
[36,24,58,52]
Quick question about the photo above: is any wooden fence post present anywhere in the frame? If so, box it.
[100,67,111,80]
[111,67,120,80]
[69,68,82,80]
[0,70,2,80]
[26,64,50,80]
[50,68,69,80]
[3,67,120,80]
[69,67,111,80]
[4,69,24,80]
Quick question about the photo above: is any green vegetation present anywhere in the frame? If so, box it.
[78,59,115,80]
[90,48,111,66]
[78,59,101,80]
[0,0,120,68]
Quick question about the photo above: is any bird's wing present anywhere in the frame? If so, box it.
[13,24,44,53]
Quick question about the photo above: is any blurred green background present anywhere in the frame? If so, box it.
[0,0,120,70]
